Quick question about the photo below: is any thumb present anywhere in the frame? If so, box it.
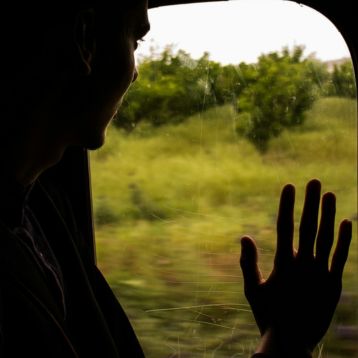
[240,236,262,294]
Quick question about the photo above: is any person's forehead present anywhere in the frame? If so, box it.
[128,2,150,35]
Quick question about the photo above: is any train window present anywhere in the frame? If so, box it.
[90,1,357,356]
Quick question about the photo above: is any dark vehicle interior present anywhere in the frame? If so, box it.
[40,1,357,355]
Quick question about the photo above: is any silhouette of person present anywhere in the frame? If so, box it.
[0,1,352,357]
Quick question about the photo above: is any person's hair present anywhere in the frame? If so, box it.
[0,3,139,79]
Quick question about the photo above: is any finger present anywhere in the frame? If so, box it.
[315,192,336,269]
[240,236,263,295]
[330,220,352,279]
[297,179,321,260]
[275,183,295,267]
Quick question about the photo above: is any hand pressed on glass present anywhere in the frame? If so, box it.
[240,179,352,357]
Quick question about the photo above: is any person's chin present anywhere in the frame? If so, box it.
[79,128,107,150]
[85,134,106,150]
[86,141,105,151]
[75,113,113,150]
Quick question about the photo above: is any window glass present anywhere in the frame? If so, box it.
[91,1,357,356]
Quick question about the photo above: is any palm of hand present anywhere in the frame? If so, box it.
[241,180,351,354]
[250,256,341,351]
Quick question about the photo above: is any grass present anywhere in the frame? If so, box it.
[90,97,357,358]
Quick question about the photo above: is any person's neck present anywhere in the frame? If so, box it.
[0,126,66,187]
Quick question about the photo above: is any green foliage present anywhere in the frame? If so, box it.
[91,98,357,357]
[327,60,357,98]
[115,47,244,130]
[94,197,120,226]
[236,46,320,152]
[116,46,354,156]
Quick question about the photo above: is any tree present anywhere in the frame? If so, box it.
[328,60,356,98]
[114,47,246,130]
[115,48,216,130]
[236,46,319,152]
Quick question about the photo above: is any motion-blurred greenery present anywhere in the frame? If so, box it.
[91,97,357,357]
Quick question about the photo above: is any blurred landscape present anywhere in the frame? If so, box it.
[91,94,357,357]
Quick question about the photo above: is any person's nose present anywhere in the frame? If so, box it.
[132,67,138,83]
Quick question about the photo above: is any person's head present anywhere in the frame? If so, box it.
[0,1,150,150]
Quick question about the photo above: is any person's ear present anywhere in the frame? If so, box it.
[74,8,96,76]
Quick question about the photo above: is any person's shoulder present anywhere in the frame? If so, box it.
[29,177,77,230]
[32,176,88,260]
[0,216,22,272]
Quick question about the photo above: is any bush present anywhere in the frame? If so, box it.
[236,46,320,152]
[115,47,244,130]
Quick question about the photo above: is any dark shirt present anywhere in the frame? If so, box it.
[13,207,67,319]
[0,175,145,357]
[0,176,66,319]
[0,175,28,229]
